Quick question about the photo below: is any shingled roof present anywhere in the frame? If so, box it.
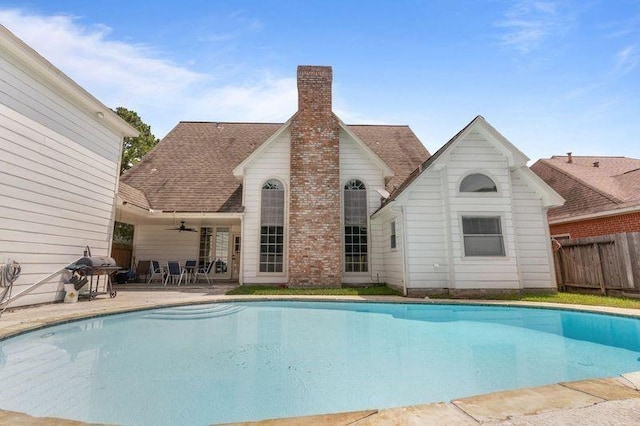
[530,155,640,221]
[119,121,429,213]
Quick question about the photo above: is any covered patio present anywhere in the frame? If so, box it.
[115,193,243,286]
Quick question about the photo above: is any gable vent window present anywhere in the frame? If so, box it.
[344,179,368,272]
[462,216,505,257]
[260,179,284,273]
[460,174,497,193]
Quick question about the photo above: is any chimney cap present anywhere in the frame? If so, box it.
[567,152,573,164]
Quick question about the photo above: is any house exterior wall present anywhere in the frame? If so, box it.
[402,169,449,289]
[0,78,122,307]
[241,132,290,284]
[510,169,556,289]
[383,127,556,296]
[288,66,342,286]
[133,226,201,265]
[372,208,405,290]
[446,131,519,290]
[550,212,640,239]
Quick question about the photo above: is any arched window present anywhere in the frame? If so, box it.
[344,179,368,272]
[460,174,497,193]
[260,179,284,273]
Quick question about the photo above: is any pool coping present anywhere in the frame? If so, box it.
[1,291,640,425]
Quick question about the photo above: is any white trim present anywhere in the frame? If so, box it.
[549,205,640,224]
[514,167,565,208]
[0,25,138,138]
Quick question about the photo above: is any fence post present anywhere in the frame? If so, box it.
[592,243,606,295]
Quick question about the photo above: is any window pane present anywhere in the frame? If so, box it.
[260,181,285,274]
[462,217,501,235]
[462,216,505,256]
[460,174,497,193]
[343,180,368,273]
[464,236,505,256]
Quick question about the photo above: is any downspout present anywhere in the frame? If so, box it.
[239,214,244,285]
[400,205,409,297]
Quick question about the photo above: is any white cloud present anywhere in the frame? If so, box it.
[615,45,638,75]
[0,9,296,138]
[496,1,573,54]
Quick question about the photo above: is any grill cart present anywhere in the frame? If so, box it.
[65,256,120,300]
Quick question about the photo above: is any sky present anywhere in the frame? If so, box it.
[1,1,638,163]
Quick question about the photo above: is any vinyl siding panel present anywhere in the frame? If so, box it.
[403,170,449,288]
[0,54,120,162]
[0,102,121,307]
[372,210,404,288]
[511,169,555,288]
[241,131,290,284]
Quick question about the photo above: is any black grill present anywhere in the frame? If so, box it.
[66,256,120,276]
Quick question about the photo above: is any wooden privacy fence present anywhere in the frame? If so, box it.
[553,232,640,295]
[110,243,133,270]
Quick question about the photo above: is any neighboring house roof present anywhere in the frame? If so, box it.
[119,121,429,213]
[379,116,563,210]
[530,156,640,222]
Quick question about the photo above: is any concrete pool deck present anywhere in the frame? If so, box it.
[1,289,640,425]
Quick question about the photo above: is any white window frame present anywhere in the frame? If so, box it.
[258,178,286,275]
[457,171,500,195]
[390,220,397,250]
[461,215,506,257]
[342,178,369,274]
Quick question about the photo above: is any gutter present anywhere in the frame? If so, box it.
[550,205,640,225]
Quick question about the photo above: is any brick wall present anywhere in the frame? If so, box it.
[288,66,342,286]
[550,211,640,238]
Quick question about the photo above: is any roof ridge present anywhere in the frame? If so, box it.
[178,121,285,125]
[538,159,624,204]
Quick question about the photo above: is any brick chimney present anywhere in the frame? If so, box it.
[288,66,342,287]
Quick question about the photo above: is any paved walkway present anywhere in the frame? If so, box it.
[1,290,640,425]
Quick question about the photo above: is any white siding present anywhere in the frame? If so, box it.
[241,131,290,284]
[511,169,555,289]
[339,130,386,284]
[0,103,121,307]
[0,53,121,162]
[372,209,405,288]
[402,169,449,288]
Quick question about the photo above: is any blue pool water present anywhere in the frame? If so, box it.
[1,301,640,425]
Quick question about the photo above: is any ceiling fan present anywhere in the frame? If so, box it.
[167,221,198,232]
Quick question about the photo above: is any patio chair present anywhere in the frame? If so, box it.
[148,260,165,284]
[164,261,185,286]
[194,261,214,285]
[184,260,197,284]
[136,260,151,283]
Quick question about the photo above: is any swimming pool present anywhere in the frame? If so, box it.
[0,301,639,425]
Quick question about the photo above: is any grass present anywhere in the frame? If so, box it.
[226,285,401,296]
[226,286,640,310]
[518,292,640,310]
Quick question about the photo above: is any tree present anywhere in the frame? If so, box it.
[114,107,159,175]
[112,107,159,247]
